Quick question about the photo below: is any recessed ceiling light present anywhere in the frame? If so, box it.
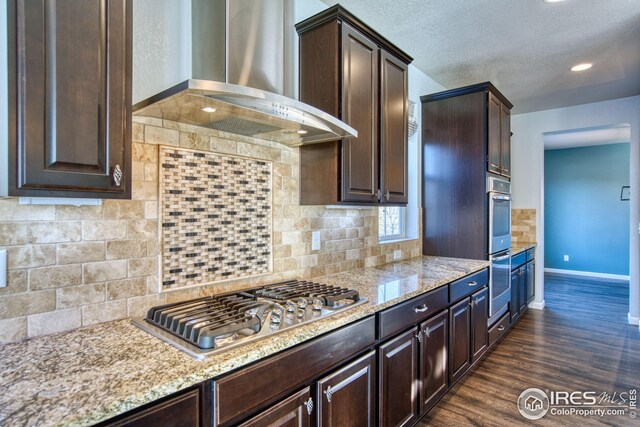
[571,63,593,72]
[201,107,217,113]
[296,130,308,135]
[543,0,565,3]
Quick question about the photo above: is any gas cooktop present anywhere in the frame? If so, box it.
[132,280,367,360]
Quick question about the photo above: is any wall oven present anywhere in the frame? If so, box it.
[488,177,512,324]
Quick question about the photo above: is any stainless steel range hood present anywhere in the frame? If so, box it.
[132,0,356,146]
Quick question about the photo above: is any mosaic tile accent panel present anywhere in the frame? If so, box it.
[160,147,272,289]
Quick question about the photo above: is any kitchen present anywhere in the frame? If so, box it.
[0,1,639,426]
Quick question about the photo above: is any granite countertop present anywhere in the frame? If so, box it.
[0,256,488,427]
[511,242,537,256]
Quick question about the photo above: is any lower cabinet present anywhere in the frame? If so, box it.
[449,288,488,384]
[418,309,449,414]
[378,328,419,427]
[317,351,376,427]
[102,387,202,427]
[238,387,312,427]
[511,259,535,322]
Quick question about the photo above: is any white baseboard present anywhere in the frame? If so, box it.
[544,268,630,281]
[528,300,545,310]
[629,313,640,326]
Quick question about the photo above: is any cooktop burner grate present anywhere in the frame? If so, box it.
[135,279,366,357]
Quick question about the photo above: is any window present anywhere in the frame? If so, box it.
[378,206,406,241]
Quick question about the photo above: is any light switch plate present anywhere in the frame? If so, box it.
[311,231,321,251]
[563,255,569,262]
[0,249,6,288]
[394,250,402,260]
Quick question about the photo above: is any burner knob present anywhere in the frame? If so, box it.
[270,312,281,325]
[312,298,324,311]
[285,300,296,313]
[297,298,308,309]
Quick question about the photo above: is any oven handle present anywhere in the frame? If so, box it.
[491,254,511,262]
[491,194,511,201]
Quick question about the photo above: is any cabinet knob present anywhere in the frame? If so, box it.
[376,189,383,201]
[414,304,429,313]
[416,330,423,343]
[111,165,123,187]
[424,326,430,338]
[385,190,390,201]
[497,325,505,331]
[467,281,477,287]
[305,397,314,415]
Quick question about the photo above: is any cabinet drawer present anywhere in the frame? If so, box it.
[526,248,535,262]
[378,285,448,340]
[488,312,510,347]
[511,252,526,270]
[449,270,488,303]
[213,316,375,427]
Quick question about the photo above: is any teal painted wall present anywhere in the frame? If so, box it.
[544,143,630,275]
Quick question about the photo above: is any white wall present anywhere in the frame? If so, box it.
[132,0,192,103]
[511,95,640,324]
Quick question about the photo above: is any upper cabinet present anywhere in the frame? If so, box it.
[487,90,512,178]
[296,6,412,205]
[7,0,132,199]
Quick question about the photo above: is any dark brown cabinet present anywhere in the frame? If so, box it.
[510,268,521,322]
[378,328,418,427]
[449,297,471,384]
[239,387,312,427]
[449,288,488,384]
[297,5,411,206]
[470,288,488,363]
[526,262,535,304]
[8,0,132,198]
[418,309,449,414]
[487,93,511,178]
[102,387,201,427]
[511,251,536,322]
[421,82,513,259]
[317,351,376,427]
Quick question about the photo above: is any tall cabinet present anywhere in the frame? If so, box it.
[421,82,513,259]
[296,5,412,206]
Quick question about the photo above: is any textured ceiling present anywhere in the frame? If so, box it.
[321,0,640,113]
[544,124,630,150]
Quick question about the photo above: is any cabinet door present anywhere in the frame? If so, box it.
[378,328,418,427]
[500,103,511,177]
[487,92,501,175]
[470,288,488,363]
[105,388,200,427]
[519,266,528,314]
[340,23,379,203]
[526,262,535,303]
[510,269,520,322]
[8,0,132,198]
[239,387,312,427]
[379,50,408,205]
[419,310,448,415]
[448,298,471,384]
[317,350,376,427]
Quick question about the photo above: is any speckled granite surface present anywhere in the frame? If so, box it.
[0,256,488,427]
[511,242,537,256]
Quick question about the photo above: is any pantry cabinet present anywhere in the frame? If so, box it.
[297,5,411,206]
[7,0,132,198]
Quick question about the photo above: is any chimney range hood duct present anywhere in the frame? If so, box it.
[132,0,357,146]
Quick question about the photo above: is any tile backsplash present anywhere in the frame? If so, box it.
[512,208,537,243]
[0,118,421,344]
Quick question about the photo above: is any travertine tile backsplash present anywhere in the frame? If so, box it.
[0,118,421,344]
[512,208,537,243]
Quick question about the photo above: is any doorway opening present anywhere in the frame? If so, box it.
[543,124,631,306]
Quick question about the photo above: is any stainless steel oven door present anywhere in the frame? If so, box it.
[489,250,511,324]
[489,193,511,254]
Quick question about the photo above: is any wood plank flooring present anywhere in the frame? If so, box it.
[418,273,640,426]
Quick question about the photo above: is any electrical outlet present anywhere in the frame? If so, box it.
[0,249,6,288]
[393,250,402,260]
[563,255,569,262]
[311,231,321,251]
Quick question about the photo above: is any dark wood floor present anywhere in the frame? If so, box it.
[418,273,640,426]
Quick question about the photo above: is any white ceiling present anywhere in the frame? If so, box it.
[544,124,631,150]
[320,0,640,114]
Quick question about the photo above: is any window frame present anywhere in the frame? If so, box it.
[378,206,407,242]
